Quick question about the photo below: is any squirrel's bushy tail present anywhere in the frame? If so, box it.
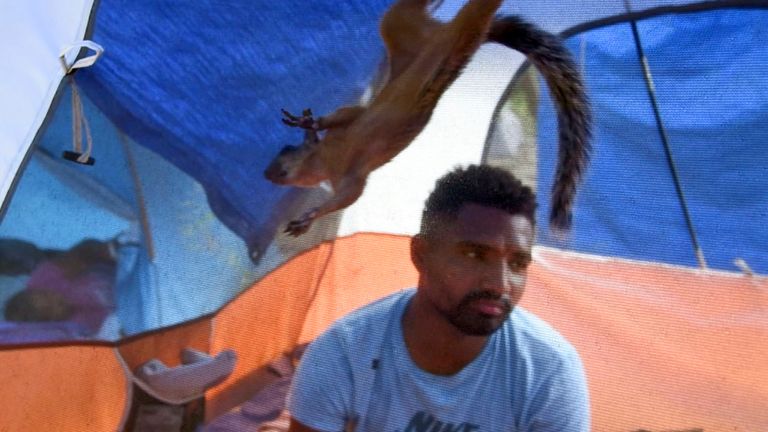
[488,16,592,234]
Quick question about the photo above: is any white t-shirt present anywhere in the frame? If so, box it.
[288,289,589,431]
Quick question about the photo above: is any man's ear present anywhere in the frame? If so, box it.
[410,234,427,272]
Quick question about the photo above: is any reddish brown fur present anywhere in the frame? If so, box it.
[265,0,591,236]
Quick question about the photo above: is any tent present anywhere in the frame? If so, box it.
[1,0,766,430]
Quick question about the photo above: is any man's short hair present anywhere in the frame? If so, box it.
[420,164,536,235]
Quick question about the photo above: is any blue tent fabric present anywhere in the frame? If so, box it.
[73,1,768,273]
[0,86,258,337]
[78,1,393,257]
[2,1,767,345]
[535,8,768,272]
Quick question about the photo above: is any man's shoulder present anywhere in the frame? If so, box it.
[302,289,412,377]
[315,289,413,351]
[507,306,581,362]
[330,289,414,335]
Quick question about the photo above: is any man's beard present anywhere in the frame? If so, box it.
[444,290,512,336]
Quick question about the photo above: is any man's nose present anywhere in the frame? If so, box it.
[481,261,524,296]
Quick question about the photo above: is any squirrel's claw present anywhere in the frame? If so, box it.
[281,108,318,130]
[284,208,319,237]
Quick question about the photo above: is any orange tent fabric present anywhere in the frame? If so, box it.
[526,248,768,431]
[209,234,768,430]
[1,234,765,431]
[208,234,418,417]
[0,345,128,431]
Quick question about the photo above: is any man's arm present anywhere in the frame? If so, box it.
[525,348,590,431]
[286,328,354,432]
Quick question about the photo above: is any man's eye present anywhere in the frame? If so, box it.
[464,250,481,259]
[509,258,531,271]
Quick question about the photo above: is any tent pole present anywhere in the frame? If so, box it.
[118,130,156,262]
[623,0,708,269]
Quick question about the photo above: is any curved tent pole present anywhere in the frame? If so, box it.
[117,130,156,261]
[564,1,768,39]
[624,0,708,269]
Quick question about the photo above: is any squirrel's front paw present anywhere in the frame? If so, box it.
[284,208,319,237]
[281,108,318,130]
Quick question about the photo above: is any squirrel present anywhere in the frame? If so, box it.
[264,0,591,236]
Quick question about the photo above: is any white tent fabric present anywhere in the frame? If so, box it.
[0,0,95,211]
[337,46,526,237]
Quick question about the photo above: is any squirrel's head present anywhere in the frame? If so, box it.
[264,144,327,187]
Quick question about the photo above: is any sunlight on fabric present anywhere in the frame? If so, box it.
[0,0,95,209]
[338,45,526,237]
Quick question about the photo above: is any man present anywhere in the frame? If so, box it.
[288,165,590,431]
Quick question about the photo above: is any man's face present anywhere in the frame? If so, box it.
[412,203,534,336]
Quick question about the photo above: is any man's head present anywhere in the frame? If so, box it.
[420,164,536,236]
[411,165,536,336]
